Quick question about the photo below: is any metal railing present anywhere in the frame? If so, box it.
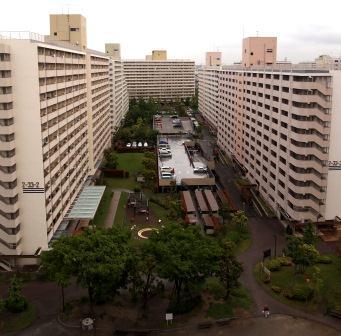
[0,31,45,42]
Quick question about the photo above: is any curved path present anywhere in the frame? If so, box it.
[238,216,341,331]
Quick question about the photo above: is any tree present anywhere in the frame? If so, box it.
[5,276,28,313]
[231,210,248,234]
[217,240,243,300]
[286,236,319,273]
[41,245,71,312]
[303,222,318,246]
[103,149,118,169]
[128,242,160,310]
[149,223,221,304]
[219,203,230,225]
[41,226,132,316]
[141,168,156,189]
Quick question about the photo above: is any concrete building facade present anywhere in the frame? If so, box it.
[123,59,195,101]
[198,67,220,130]
[0,15,129,268]
[205,52,221,67]
[242,37,277,67]
[49,14,87,50]
[199,64,341,223]
[152,50,167,60]
[105,44,129,132]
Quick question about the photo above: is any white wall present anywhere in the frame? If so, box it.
[325,71,341,220]
[10,40,48,254]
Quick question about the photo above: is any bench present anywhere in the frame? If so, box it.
[327,310,341,319]
[197,321,213,329]
[216,317,237,326]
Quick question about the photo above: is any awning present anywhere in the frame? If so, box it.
[65,186,106,220]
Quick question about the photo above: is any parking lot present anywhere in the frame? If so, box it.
[158,136,209,185]
[154,116,194,134]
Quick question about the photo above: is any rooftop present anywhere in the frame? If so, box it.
[65,186,106,220]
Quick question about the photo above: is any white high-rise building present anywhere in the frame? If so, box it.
[0,15,129,269]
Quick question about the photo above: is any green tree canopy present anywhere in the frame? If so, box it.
[41,226,132,315]
[148,223,221,303]
[217,240,243,300]
[286,236,319,273]
[231,210,248,234]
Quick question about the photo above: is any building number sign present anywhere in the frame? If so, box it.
[22,182,45,193]
[328,161,341,170]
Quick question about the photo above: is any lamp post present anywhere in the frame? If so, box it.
[273,234,277,258]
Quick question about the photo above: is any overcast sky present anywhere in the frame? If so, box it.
[2,0,341,64]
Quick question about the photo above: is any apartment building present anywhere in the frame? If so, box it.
[86,49,112,174]
[198,67,220,130]
[299,55,341,70]
[105,44,129,131]
[0,36,90,261]
[205,52,221,67]
[0,14,124,267]
[123,59,195,101]
[200,65,341,223]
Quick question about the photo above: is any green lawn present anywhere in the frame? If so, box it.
[254,255,341,312]
[93,153,145,227]
[206,285,252,319]
[0,303,37,333]
[113,192,128,226]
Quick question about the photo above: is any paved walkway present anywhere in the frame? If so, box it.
[104,191,121,228]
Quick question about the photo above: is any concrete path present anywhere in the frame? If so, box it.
[104,191,121,228]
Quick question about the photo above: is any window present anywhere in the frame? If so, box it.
[70,27,80,32]
[266,49,273,52]
[54,32,57,36]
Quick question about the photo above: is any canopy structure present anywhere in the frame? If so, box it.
[65,186,106,220]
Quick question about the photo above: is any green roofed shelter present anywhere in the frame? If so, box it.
[65,186,106,220]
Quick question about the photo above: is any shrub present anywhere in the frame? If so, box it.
[124,171,130,178]
[277,256,292,267]
[168,295,202,315]
[5,276,28,313]
[265,259,282,272]
[133,186,141,193]
[205,277,225,300]
[285,285,313,301]
[271,285,282,294]
[226,230,241,245]
[317,255,332,264]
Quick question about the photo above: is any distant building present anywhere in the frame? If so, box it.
[105,43,121,60]
[205,52,221,67]
[123,59,195,101]
[145,55,152,60]
[152,50,167,60]
[242,36,277,67]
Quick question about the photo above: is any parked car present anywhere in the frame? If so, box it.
[193,166,207,174]
[160,166,174,172]
[126,143,131,148]
[138,142,143,147]
[170,115,178,119]
[159,143,170,149]
[159,138,168,145]
[143,142,148,147]
[159,151,172,157]
[161,172,175,179]
[132,141,137,148]
[159,148,171,154]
